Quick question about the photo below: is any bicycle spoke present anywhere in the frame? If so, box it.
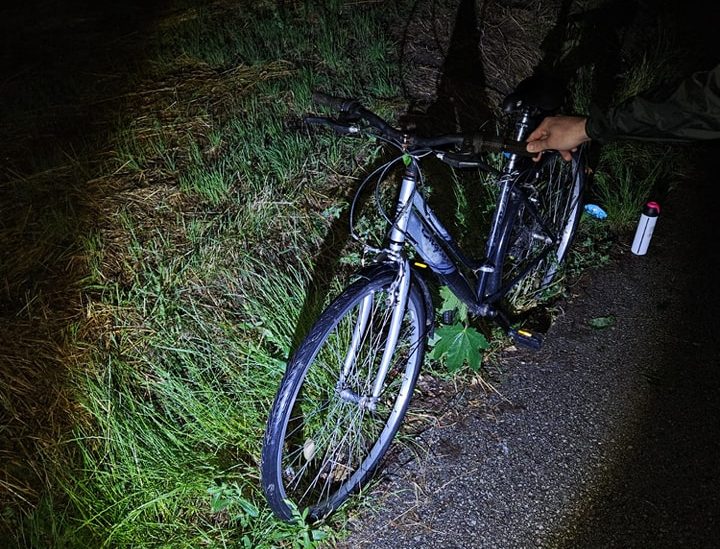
[501,152,584,310]
[272,278,423,514]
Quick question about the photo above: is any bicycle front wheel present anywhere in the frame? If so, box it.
[261,270,427,521]
[500,148,586,310]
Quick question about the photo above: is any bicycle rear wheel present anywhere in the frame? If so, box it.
[261,269,426,520]
[500,148,586,310]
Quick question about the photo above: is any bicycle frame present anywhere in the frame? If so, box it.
[348,109,577,392]
[378,107,575,320]
[381,159,559,320]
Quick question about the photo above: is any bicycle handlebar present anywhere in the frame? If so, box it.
[307,92,535,166]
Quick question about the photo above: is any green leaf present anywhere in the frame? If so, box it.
[209,495,230,513]
[237,497,259,518]
[312,530,327,541]
[430,323,488,373]
[438,285,468,323]
[588,315,616,329]
[207,485,230,513]
[402,153,412,166]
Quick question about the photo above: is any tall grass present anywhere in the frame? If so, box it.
[59,254,315,547]
[3,0,403,546]
[593,141,680,230]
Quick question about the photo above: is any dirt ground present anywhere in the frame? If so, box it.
[336,1,720,547]
[336,111,720,549]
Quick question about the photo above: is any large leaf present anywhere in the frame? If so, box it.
[438,285,469,324]
[430,323,488,373]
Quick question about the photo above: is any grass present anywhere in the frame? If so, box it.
[55,257,317,547]
[592,141,682,231]
[0,0,692,546]
[2,0,402,546]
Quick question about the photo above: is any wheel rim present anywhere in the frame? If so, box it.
[273,280,424,517]
[503,151,584,310]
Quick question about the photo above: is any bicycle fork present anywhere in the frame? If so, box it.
[338,164,418,410]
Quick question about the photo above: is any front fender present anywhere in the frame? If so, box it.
[352,261,435,339]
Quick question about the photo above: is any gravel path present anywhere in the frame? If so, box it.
[336,151,720,548]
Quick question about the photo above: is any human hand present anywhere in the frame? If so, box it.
[526,115,590,161]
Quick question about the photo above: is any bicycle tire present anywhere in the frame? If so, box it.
[499,148,586,310]
[261,270,426,521]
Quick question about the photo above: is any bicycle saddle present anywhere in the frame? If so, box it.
[502,75,564,114]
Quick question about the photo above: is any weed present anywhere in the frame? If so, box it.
[593,141,679,231]
[429,287,489,374]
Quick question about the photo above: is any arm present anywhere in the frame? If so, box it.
[526,64,720,158]
[587,66,720,142]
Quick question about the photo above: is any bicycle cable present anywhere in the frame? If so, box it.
[373,154,423,232]
[348,147,434,251]
[372,148,434,226]
[348,155,405,245]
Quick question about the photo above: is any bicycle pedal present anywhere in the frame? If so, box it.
[441,310,456,325]
[509,328,543,350]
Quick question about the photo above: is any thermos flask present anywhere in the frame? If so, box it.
[631,201,661,255]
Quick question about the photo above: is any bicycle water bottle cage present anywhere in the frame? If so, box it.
[502,75,563,114]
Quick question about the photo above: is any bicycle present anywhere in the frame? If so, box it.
[261,81,587,521]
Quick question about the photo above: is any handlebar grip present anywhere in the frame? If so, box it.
[471,134,534,157]
[311,92,360,113]
[311,91,400,139]
[501,139,534,157]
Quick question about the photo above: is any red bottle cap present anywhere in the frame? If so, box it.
[643,201,661,216]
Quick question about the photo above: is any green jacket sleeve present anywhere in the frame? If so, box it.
[586,64,720,142]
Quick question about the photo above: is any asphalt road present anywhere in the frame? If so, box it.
[337,150,720,548]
